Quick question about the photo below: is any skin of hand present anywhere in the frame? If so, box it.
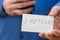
[39,6,60,40]
[3,0,35,16]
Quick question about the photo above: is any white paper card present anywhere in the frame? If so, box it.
[21,14,54,33]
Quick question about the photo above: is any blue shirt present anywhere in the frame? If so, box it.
[0,0,60,40]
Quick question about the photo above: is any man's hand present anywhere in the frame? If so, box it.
[3,0,35,16]
[39,6,60,40]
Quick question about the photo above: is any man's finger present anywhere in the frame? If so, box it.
[39,33,47,39]
[48,6,60,16]
[13,7,33,15]
[52,30,60,37]
[39,33,54,39]
[8,0,29,3]
[21,7,33,13]
[44,33,54,40]
[11,1,35,9]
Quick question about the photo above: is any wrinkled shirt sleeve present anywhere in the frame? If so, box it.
[55,1,60,6]
[0,0,7,17]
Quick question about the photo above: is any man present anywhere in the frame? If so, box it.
[0,0,60,40]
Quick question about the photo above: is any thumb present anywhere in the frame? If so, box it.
[48,11,56,16]
[48,6,60,16]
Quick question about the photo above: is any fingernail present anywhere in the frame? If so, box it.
[32,1,35,3]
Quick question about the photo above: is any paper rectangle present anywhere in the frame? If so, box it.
[21,14,54,33]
